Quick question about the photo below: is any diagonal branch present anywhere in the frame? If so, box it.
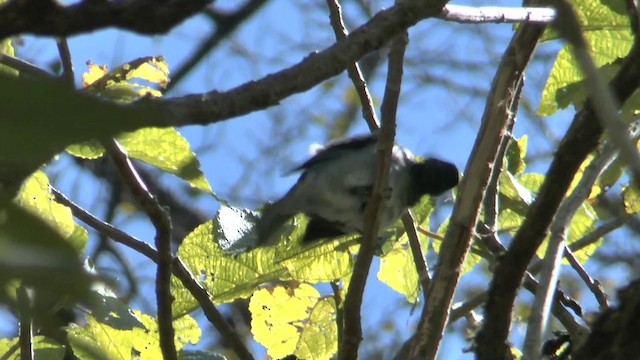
[439,5,555,24]
[0,0,211,38]
[158,0,449,126]
[51,188,255,360]
[166,0,269,92]
[407,16,545,360]
[476,6,640,360]
[102,139,177,360]
[325,0,379,131]
[340,29,408,360]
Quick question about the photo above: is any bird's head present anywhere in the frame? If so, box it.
[407,158,459,205]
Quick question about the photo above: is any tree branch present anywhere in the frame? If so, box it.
[325,0,379,131]
[158,0,448,126]
[0,0,211,38]
[102,140,177,360]
[550,0,640,185]
[572,278,640,359]
[51,188,255,360]
[522,124,625,360]
[166,0,269,92]
[0,54,54,80]
[439,5,555,24]
[340,29,407,360]
[408,16,545,360]
[403,212,431,300]
[476,5,640,358]
[17,285,33,360]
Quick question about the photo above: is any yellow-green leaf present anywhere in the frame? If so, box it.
[15,170,86,253]
[0,39,18,77]
[0,76,162,176]
[0,336,65,360]
[82,62,109,88]
[67,312,199,360]
[623,185,640,214]
[249,284,337,360]
[172,217,355,317]
[0,204,92,314]
[118,127,212,194]
[434,218,482,273]
[538,30,633,116]
[377,235,420,304]
[125,59,170,88]
[66,140,105,159]
[505,135,528,176]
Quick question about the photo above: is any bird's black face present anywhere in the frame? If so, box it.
[409,158,459,204]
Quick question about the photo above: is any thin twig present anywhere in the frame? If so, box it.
[325,0,379,131]
[402,213,431,300]
[56,38,74,86]
[439,5,555,24]
[0,54,54,80]
[522,128,623,360]
[330,281,344,360]
[165,0,268,93]
[450,218,624,326]
[340,30,407,360]
[51,188,255,360]
[17,285,33,360]
[102,139,177,360]
[564,247,609,310]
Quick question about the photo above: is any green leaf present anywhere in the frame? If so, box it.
[538,0,632,115]
[67,312,200,360]
[0,39,18,77]
[172,217,355,316]
[542,0,630,42]
[433,218,482,273]
[377,235,420,304]
[505,135,528,176]
[179,351,226,360]
[15,171,87,253]
[0,203,92,318]
[499,171,534,206]
[567,203,599,263]
[249,284,337,360]
[0,336,65,360]
[118,127,212,193]
[0,76,162,177]
[67,128,213,194]
[593,157,624,198]
[66,140,105,159]
[124,58,169,88]
[623,185,640,214]
[539,30,633,116]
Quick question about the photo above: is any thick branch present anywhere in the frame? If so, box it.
[166,0,269,92]
[408,18,545,360]
[0,0,211,38]
[340,29,407,360]
[440,5,555,24]
[158,0,449,126]
[573,278,640,359]
[476,14,640,360]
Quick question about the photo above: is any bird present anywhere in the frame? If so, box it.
[253,134,459,247]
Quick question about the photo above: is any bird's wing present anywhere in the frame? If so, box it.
[289,134,378,173]
[302,216,348,243]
